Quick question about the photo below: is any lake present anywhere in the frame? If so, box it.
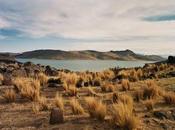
[16,58,154,71]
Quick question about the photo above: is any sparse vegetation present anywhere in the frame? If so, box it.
[54,93,64,112]
[3,89,16,102]
[121,79,130,91]
[37,72,48,86]
[111,102,140,130]
[163,92,175,105]
[85,97,106,121]
[70,99,85,115]
[143,99,154,111]
[101,82,115,92]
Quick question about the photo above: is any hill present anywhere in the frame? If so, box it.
[16,49,165,61]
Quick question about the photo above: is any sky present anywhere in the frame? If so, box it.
[0,0,175,55]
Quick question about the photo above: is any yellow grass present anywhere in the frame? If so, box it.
[67,85,78,96]
[121,79,130,91]
[70,99,85,115]
[101,83,115,92]
[134,90,143,102]
[3,89,16,102]
[111,102,139,130]
[137,69,143,79]
[38,96,50,111]
[0,73,4,82]
[143,99,154,111]
[37,73,48,86]
[85,97,106,121]
[118,94,134,111]
[143,80,161,99]
[54,93,64,112]
[163,92,175,105]
[32,103,40,114]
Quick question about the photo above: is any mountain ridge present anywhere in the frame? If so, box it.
[15,49,165,61]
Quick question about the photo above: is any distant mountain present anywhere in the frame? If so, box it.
[16,49,165,61]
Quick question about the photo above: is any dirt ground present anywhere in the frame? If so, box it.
[0,77,175,130]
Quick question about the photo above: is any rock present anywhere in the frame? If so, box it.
[48,78,62,84]
[153,111,168,120]
[167,71,175,77]
[84,82,89,87]
[93,80,101,86]
[168,56,175,64]
[45,66,58,76]
[76,78,83,88]
[49,108,64,124]
[160,123,169,130]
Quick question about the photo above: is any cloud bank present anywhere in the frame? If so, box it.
[0,0,175,54]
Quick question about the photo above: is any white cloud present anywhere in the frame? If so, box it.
[0,0,175,53]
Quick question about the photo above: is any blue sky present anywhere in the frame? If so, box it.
[0,0,175,55]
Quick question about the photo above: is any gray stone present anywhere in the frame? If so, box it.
[49,108,64,125]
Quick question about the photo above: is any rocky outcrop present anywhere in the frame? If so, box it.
[49,108,64,124]
[168,56,175,64]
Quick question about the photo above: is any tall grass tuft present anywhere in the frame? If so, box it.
[70,99,85,115]
[54,92,64,112]
[85,97,106,121]
[3,89,16,102]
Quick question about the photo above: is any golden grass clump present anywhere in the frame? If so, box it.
[13,78,41,101]
[38,96,50,111]
[54,93,64,112]
[3,89,16,102]
[111,102,139,130]
[37,73,48,86]
[101,83,115,92]
[32,103,40,114]
[85,97,106,121]
[66,85,78,96]
[163,92,175,105]
[118,94,134,111]
[136,69,143,79]
[130,69,138,81]
[70,99,85,115]
[87,87,97,96]
[0,73,4,83]
[143,80,161,99]
[134,90,143,102]
[60,72,79,86]
[143,99,154,111]
[121,79,130,91]
[20,86,40,101]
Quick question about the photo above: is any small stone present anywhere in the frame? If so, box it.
[49,108,64,125]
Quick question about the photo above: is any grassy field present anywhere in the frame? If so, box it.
[0,63,175,130]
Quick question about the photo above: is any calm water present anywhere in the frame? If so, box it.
[16,58,154,71]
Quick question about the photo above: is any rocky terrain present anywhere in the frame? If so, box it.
[16,49,165,61]
[0,57,175,130]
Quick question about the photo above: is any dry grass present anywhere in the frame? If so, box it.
[134,90,143,102]
[118,94,134,111]
[54,93,64,112]
[163,92,175,105]
[137,69,143,79]
[130,69,138,81]
[66,85,78,96]
[121,79,130,91]
[38,96,50,111]
[143,99,154,111]
[37,73,48,86]
[60,72,79,86]
[85,97,106,121]
[13,78,41,101]
[32,103,40,114]
[101,83,115,92]
[3,89,16,102]
[70,99,85,115]
[111,102,139,130]
[0,73,4,83]
[143,80,161,99]
[87,87,97,96]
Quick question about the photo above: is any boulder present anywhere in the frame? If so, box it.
[45,66,58,76]
[48,78,62,84]
[168,56,175,64]
[76,78,84,88]
[153,111,168,120]
[49,108,64,124]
